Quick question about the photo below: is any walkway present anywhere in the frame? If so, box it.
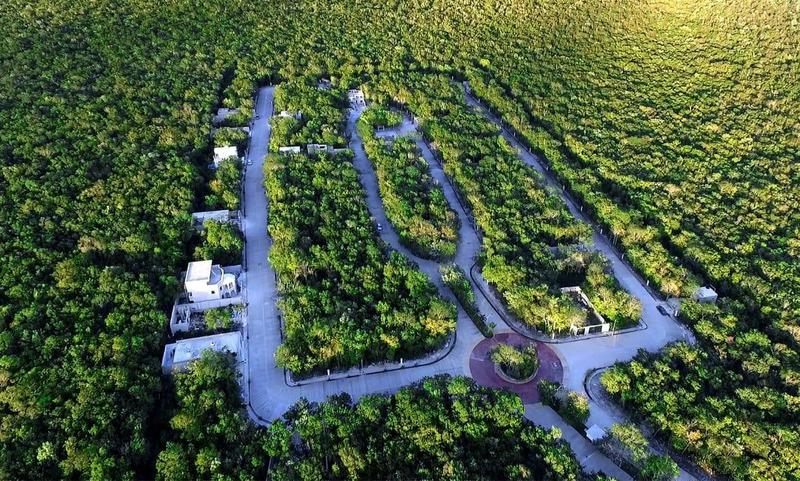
[243,89,488,424]
[469,332,561,403]
[241,85,696,480]
[526,403,634,481]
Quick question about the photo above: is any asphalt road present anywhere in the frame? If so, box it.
[241,86,696,479]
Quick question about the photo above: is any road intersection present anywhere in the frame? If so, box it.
[241,85,696,479]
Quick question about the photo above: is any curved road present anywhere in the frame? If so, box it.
[242,85,696,479]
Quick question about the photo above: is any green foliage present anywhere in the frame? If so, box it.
[203,307,234,331]
[156,351,268,481]
[193,220,243,266]
[265,151,455,376]
[561,391,590,429]
[369,73,640,334]
[359,104,402,128]
[269,77,347,149]
[205,157,241,210]
[601,340,800,481]
[538,380,562,408]
[266,376,581,480]
[440,263,493,337]
[491,343,538,380]
[2,0,797,478]
[358,106,459,259]
[213,127,248,151]
[600,423,678,481]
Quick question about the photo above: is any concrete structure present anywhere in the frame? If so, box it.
[191,210,240,230]
[169,295,244,334]
[185,260,237,302]
[307,143,334,155]
[561,286,611,335]
[213,107,239,125]
[278,146,302,154]
[586,424,607,442]
[161,331,243,374]
[692,286,718,304]
[213,145,239,168]
[277,110,301,119]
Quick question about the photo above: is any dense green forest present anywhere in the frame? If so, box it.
[357,105,459,259]
[1,0,797,479]
[265,151,455,376]
[156,352,268,481]
[366,73,641,333]
[266,376,583,481]
[269,78,348,150]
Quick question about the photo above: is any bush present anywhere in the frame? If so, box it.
[214,127,249,151]
[204,307,234,331]
[600,423,679,481]
[205,157,241,210]
[491,343,538,380]
[440,263,493,337]
[194,220,243,266]
[561,392,590,428]
[538,380,561,407]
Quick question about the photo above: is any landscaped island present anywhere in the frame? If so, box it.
[357,104,459,259]
[265,151,455,376]
[369,73,642,336]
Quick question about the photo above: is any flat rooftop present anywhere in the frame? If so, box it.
[162,331,242,373]
[186,260,213,282]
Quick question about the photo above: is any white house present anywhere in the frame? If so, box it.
[213,146,239,168]
[693,286,718,304]
[213,107,239,125]
[307,143,334,155]
[277,110,302,120]
[185,260,237,302]
[161,331,242,374]
[278,146,302,154]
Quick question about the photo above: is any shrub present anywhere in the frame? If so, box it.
[440,263,493,337]
[194,220,243,266]
[204,307,234,331]
[537,380,561,407]
[491,343,538,380]
[561,391,590,429]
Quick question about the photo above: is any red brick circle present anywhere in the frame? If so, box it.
[469,332,563,403]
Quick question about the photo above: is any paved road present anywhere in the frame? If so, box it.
[243,90,490,424]
[526,404,634,481]
[242,86,695,479]
[461,88,698,480]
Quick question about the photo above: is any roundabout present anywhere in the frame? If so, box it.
[469,331,563,403]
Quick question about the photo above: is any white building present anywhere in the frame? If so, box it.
[307,143,334,155]
[278,146,302,154]
[213,146,239,168]
[161,331,242,374]
[191,210,240,231]
[213,107,239,125]
[277,110,302,120]
[693,286,718,304]
[185,260,237,302]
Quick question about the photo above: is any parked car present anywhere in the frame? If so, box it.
[657,305,670,316]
